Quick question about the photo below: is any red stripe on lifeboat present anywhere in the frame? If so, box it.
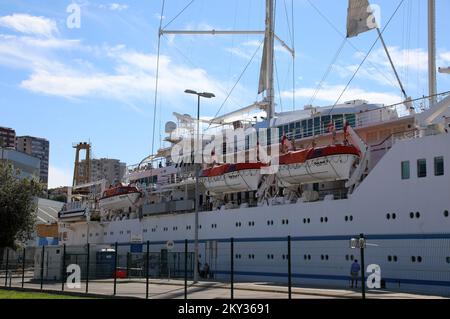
[201,163,266,178]
[279,144,360,165]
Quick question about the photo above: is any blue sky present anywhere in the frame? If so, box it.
[1,0,449,188]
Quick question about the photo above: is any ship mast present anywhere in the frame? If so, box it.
[160,0,292,121]
[261,0,276,119]
[428,0,437,105]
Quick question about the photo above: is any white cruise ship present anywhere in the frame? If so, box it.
[58,0,450,296]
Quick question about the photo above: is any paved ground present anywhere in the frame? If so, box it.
[1,274,446,299]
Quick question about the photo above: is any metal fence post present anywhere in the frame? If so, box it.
[40,245,45,291]
[146,240,150,299]
[360,233,366,300]
[61,244,66,291]
[184,239,188,299]
[230,237,234,300]
[288,235,292,299]
[86,243,90,294]
[113,242,118,296]
[4,248,9,287]
[22,248,26,288]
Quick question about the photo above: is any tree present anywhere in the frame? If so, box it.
[0,162,43,251]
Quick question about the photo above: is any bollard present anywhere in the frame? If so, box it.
[230,238,234,300]
[146,240,150,299]
[113,242,118,296]
[61,244,66,291]
[184,239,188,299]
[86,243,90,294]
[22,248,26,288]
[288,236,292,299]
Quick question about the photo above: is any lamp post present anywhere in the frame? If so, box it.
[184,89,215,283]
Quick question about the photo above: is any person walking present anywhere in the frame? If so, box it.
[350,260,361,288]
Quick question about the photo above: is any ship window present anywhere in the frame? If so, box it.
[393,256,398,262]
[332,114,344,130]
[416,212,421,219]
[386,214,391,220]
[417,159,427,178]
[411,256,416,262]
[444,210,449,218]
[345,114,356,127]
[314,117,321,135]
[410,212,415,219]
[401,161,410,180]
[388,256,392,262]
[417,256,423,263]
[434,156,444,176]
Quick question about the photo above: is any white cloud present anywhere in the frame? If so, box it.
[441,52,450,64]
[283,84,402,106]
[0,14,58,38]
[48,165,72,188]
[109,3,129,11]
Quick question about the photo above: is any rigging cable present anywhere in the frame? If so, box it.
[306,0,398,90]
[208,40,265,128]
[328,0,406,115]
[151,0,166,157]
[162,0,195,30]
[308,37,347,106]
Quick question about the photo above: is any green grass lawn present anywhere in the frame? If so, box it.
[0,289,89,299]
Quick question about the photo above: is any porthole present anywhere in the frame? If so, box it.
[411,256,416,262]
[416,212,421,219]
[417,256,422,263]
[325,255,329,260]
[325,217,328,222]
[321,255,324,260]
[303,218,307,224]
[320,217,324,223]
[410,212,415,219]
[393,256,398,262]
[388,256,392,262]
[392,214,396,220]
[444,210,449,218]
[386,214,391,220]
[345,216,348,222]
[350,216,353,221]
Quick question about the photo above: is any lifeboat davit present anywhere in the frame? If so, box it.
[277,144,360,188]
[200,163,266,194]
[99,184,142,212]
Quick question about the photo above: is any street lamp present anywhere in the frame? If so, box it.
[184,89,215,283]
